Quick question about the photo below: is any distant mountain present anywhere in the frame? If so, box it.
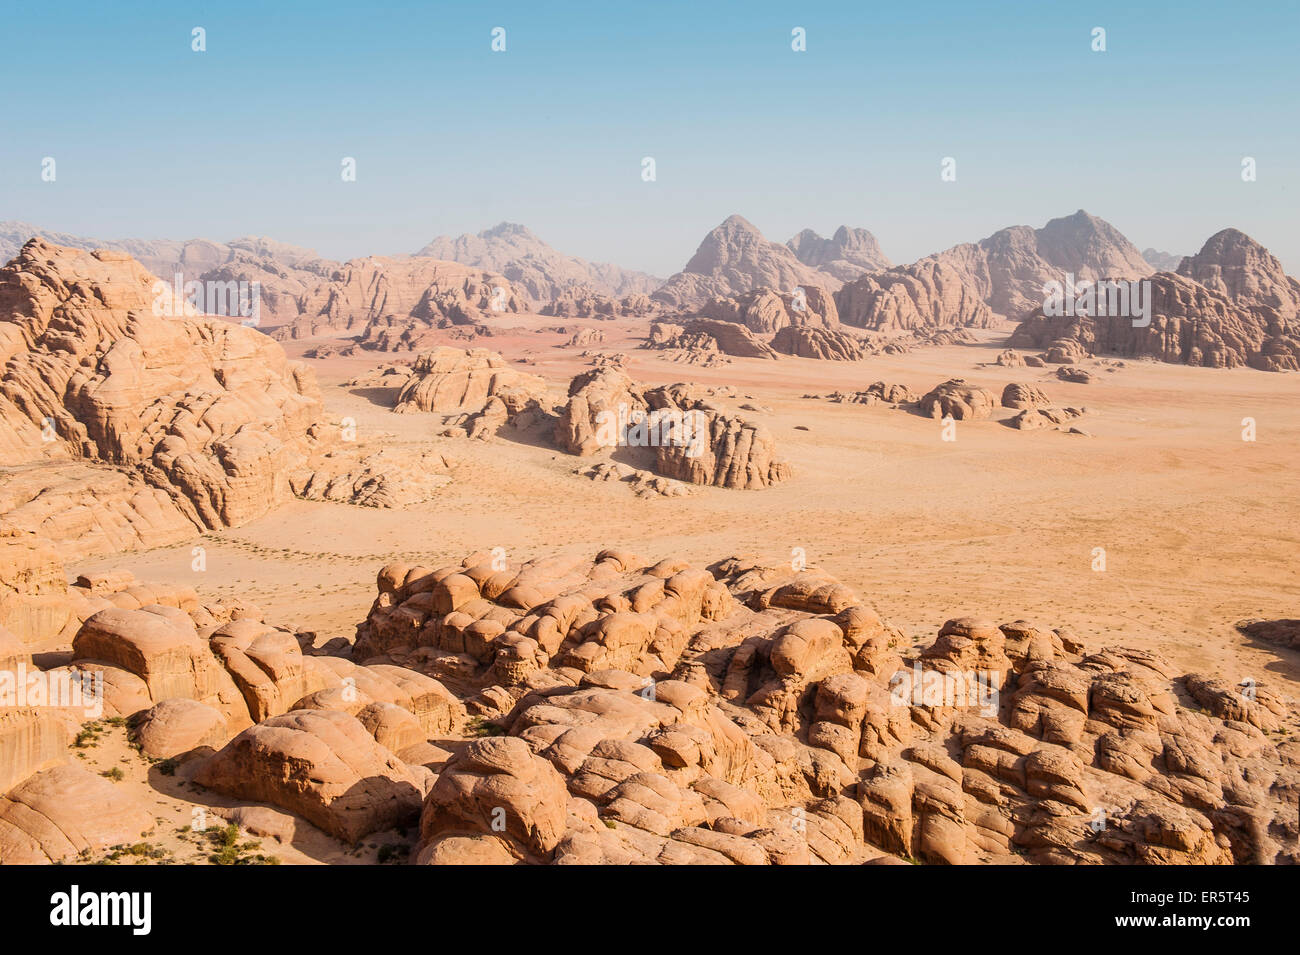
[1141,248,1184,272]
[786,226,892,282]
[416,222,661,305]
[1010,228,1300,371]
[652,215,839,309]
[836,210,1153,331]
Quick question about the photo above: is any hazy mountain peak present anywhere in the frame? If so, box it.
[416,223,660,303]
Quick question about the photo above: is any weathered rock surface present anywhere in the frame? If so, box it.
[1001,383,1051,410]
[0,764,154,863]
[193,708,426,842]
[393,347,545,416]
[351,549,1300,865]
[918,380,997,420]
[553,368,791,489]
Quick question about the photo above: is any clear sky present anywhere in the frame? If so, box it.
[2,0,1296,274]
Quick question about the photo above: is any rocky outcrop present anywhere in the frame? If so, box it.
[771,325,865,361]
[193,708,427,842]
[0,240,323,559]
[552,368,791,489]
[1009,407,1088,431]
[0,764,154,863]
[542,287,659,319]
[393,347,545,416]
[1176,229,1300,324]
[700,285,839,334]
[0,241,441,570]
[0,223,336,328]
[351,549,1300,865]
[645,319,779,361]
[1001,383,1051,410]
[918,380,997,420]
[653,414,792,490]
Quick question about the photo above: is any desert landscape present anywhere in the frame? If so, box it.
[1,205,1296,868]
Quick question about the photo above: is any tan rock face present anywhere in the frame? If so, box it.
[542,286,661,319]
[786,226,892,282]
[271,256,523,348]
[645,319,779,361]
[1176,228,1300,324]
[1001,383,1051,410]
[193,708,426,842]
[133,698,227,758]
[393,347,545,416]
[0,240,323,560]
[353,549,1299,865]
[0,764,154,863]
[552,367,791,489]
[653,414,791,490]
[918,379,997,420]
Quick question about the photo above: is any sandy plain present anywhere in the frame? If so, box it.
[66,313,1300,705]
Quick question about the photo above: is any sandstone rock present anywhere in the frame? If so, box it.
[1010,232,1300,372]
[193,708,426,842]
[0,764,154,864]
[1001,383,1051,410]
[918,379,996,420]
[133,698,227,758]
[393,347,545,416]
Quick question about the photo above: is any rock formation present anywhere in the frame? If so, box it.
[553,368,791,489]
[918,380,997,420]
[0,241,321,559]
[344,549,1299,865]
[392,347,546,416]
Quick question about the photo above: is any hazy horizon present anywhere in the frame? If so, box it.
[2,0,1297,274]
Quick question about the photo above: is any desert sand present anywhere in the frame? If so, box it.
[67,317,1299,694]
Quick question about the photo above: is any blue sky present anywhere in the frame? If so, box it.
[1,0,1296,274]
